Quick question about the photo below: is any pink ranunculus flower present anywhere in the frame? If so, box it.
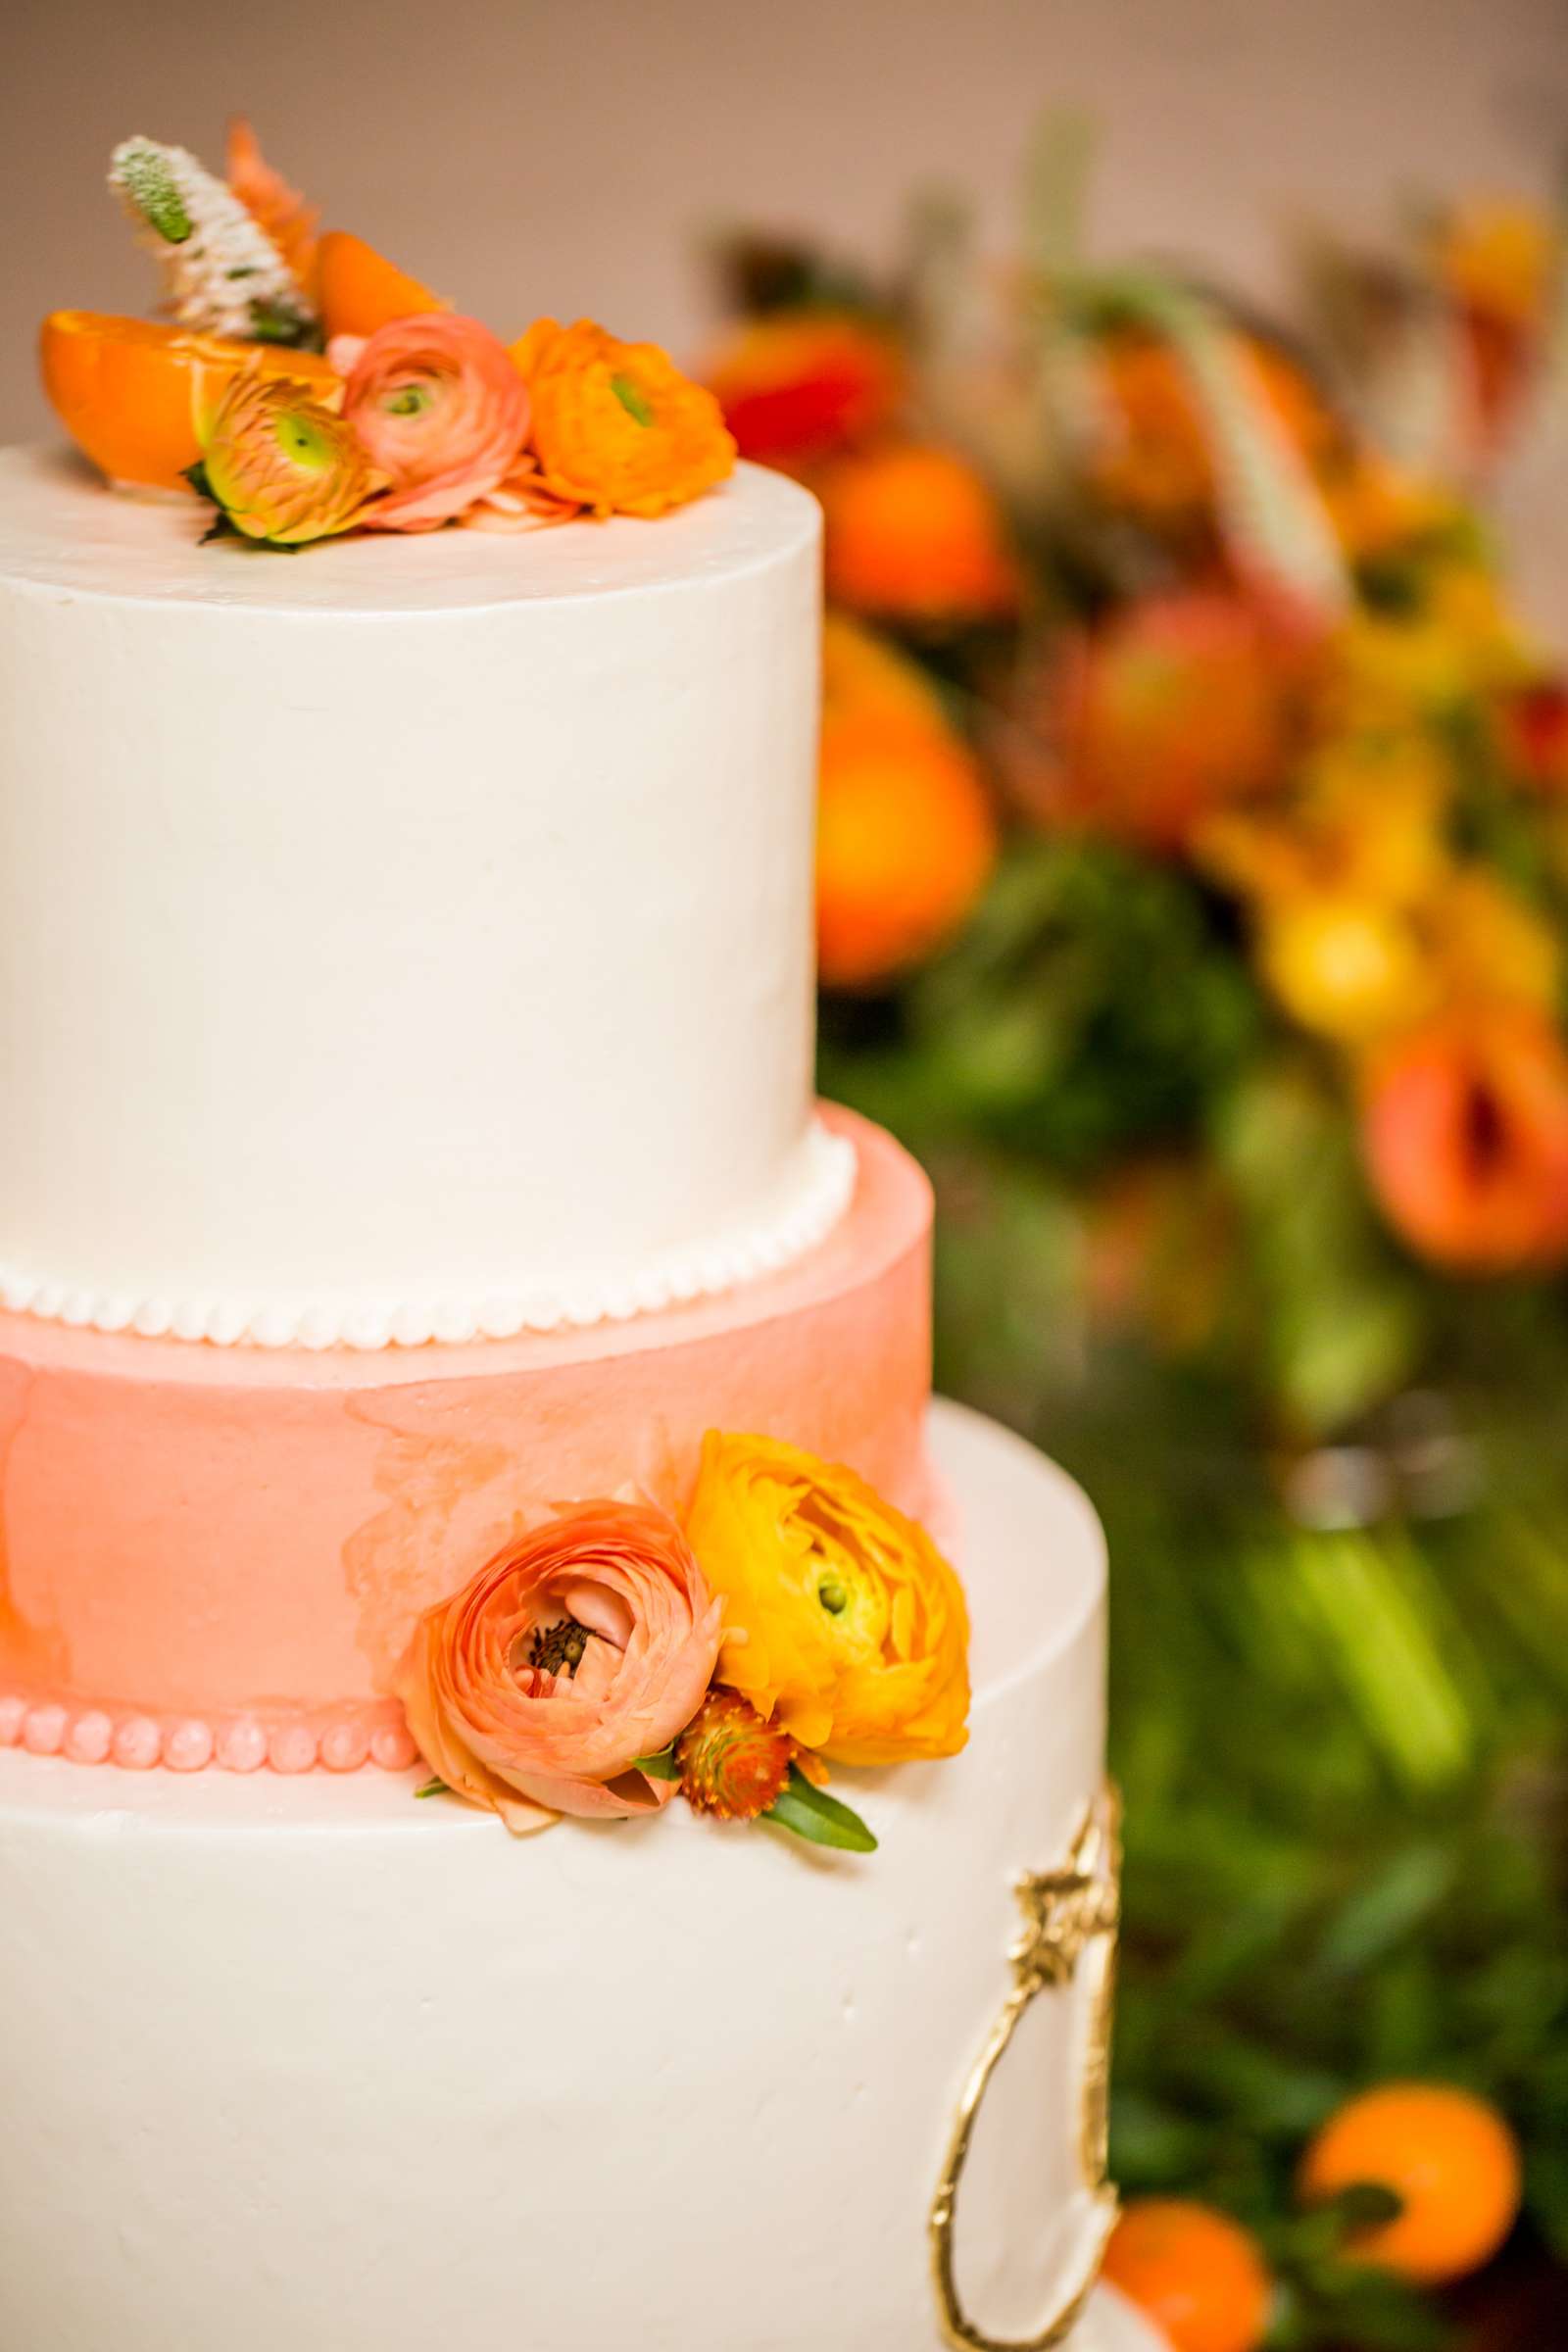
[340,313,531,532]
[392,1499,724,1835]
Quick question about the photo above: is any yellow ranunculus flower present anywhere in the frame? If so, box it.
[1259,892,1436,1047]
[684,1433,970,1766]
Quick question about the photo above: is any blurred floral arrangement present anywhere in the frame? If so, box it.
[704,130,1568,2352]
[704,136,1568,1448]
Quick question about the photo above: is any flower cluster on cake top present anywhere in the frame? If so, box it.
[39,122,737,549]
[397,1431,971,1854]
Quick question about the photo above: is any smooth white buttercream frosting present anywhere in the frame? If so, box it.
[0,1403,1113,2352]
[0,447,828,1340]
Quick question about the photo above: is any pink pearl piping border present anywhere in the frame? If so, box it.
[0,1690,418,1776]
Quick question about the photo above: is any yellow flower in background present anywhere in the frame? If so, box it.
[1259,893,1435,1047]
[1248,860,1557,1054]
[1432,868,1560,1016]
[1327,560,1529,737]
[1198,730,1450,913]
[685,1433,970,1765]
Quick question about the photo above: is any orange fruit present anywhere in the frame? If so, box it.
[818,441,1019,623]
[1102,2199,1273,2352]
[316,230,445,341]
[816,711,997,988]
[40,311,341,494]
[1299,2082,1523,2285]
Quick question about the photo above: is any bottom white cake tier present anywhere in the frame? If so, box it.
[0,1400,1112,2352]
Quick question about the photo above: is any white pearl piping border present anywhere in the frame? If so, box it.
[0,1122,858,1353]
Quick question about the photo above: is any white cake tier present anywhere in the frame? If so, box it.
[0,448,826,1342]
[0,1402,1113,2352]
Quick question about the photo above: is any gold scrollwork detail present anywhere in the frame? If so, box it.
[929,1784,1122,2352]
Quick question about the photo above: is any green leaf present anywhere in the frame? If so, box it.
[634,1745,680,1782]
[413,1777,449,1800]
[764,1764,878,1853]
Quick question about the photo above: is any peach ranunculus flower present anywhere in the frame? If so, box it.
[337,313,532,532]
[684,1434,970,1766]
[392,1499,723,1835]
[511,318,737,518]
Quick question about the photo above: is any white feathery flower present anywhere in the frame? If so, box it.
[110,136,317,344]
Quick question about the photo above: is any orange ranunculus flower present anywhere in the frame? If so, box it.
[684,1433,970,1766]
[705,311,904,467]
[338,314,532,532]
[392,1499,723,1836]
[1362,1004,1568,1272]
[1091,328,1339,531]
[511,318,736,518]
[817,441,1020,623]
[816,707,997,988]
[1014,592,1311,855]
[196,367,384,546]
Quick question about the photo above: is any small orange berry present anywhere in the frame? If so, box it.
[1102,2199,1273,2352]
[815,713,996,988]
[1299,2082,1523,2286]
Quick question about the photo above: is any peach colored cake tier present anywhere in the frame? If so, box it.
[0,1109,931,1775]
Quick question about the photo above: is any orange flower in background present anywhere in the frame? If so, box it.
[513,318,736,518]
[338,314,531,531]
[817,441,1020,623]
[225,117,319,290]
[1434,199,1560,330]
[393,1499,723,1836]
[685,1433,970,1765]
[821,612,951,733]
[1016,592,1312,855]
[706,310,904,467]
[1299,2082,1523,2285]
[817,708,997,987]
[1102,2199,1274,2352]
[1091,328,1338,530]
[1361,1004,1568,1271]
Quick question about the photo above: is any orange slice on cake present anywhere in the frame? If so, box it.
[40,311,342,494]
[315,230,447,341]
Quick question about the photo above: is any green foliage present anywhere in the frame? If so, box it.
[823,837,1260,1173]
[764,1764,878,1852]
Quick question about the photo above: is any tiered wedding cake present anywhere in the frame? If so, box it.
[0,442,1122,2350]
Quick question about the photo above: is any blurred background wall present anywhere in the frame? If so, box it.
[5,0,1567,443]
